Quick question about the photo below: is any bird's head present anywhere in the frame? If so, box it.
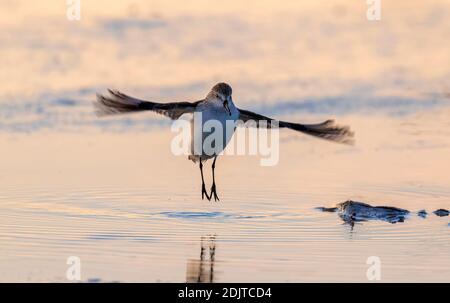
[207,82,233,116]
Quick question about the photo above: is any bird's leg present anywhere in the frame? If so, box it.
[210,156,220,202]
[200,161,211,201]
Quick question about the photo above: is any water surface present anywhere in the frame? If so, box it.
[0,0,449,282]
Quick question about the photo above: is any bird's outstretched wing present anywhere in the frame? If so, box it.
[238,108,354,144]
[95,89,201,120]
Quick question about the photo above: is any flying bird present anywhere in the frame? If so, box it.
[95,82,354,201]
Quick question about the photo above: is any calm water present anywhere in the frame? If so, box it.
[0,1,449,282]
[1,121,449,282]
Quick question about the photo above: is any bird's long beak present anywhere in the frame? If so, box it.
[223,100,231,116]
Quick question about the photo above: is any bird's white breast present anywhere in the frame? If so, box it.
[189,101,239,161]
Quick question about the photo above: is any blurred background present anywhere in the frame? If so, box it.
[1,0,449,282]
[0,0,449,132]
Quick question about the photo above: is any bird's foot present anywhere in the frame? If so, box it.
[202,183,211,201]
[210,184,220,202]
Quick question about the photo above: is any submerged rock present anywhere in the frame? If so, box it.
[317,201,450,226]
[315,206,338,212]
[317,200,410,224]
[433,209,449,217]
[417,209,428,218]
[336,201,410,223]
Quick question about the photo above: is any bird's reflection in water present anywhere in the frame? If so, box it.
[186,235,217,283]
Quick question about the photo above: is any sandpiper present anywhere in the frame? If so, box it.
[95,82,353,201]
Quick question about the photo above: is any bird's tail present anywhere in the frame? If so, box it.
[279,119,354,145]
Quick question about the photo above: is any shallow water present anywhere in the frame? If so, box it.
[1,0,450,282]
[1,122,449,282]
